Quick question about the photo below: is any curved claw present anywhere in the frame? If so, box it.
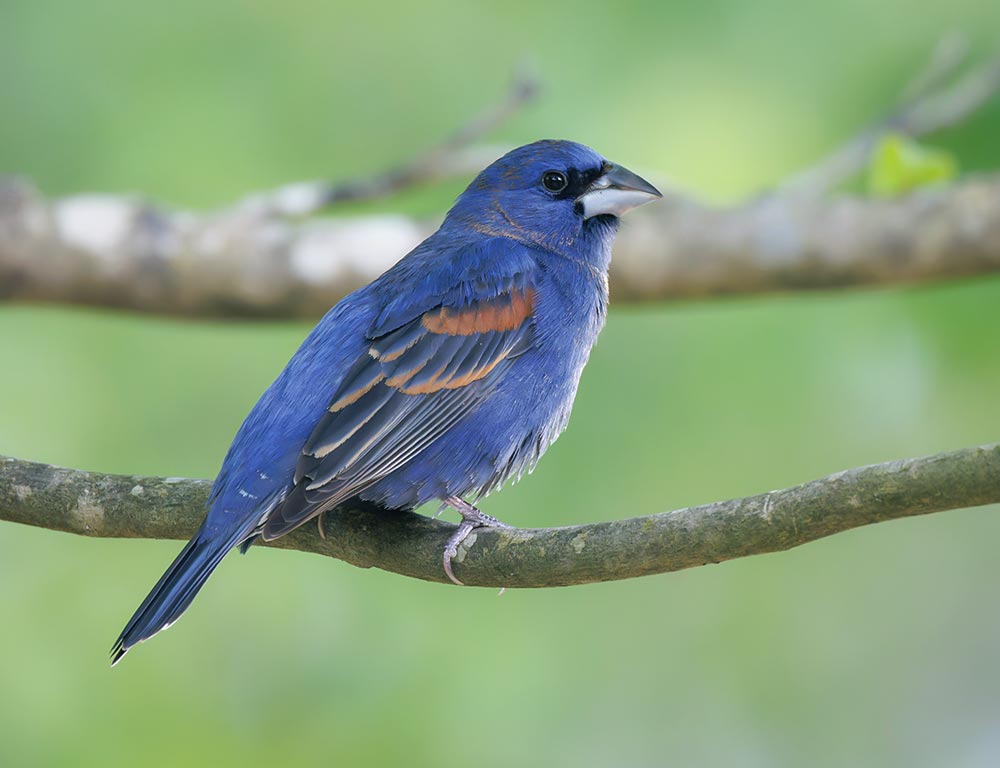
[316,511,327,540]
[443,520,477,586]
[440,496,512,586]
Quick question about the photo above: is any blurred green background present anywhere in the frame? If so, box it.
[2,1,1000,766]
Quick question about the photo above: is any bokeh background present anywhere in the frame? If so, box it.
[2,2,1000,766]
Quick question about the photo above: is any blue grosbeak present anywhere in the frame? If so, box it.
[111,140,660,664]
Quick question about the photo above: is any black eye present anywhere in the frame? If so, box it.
[541,170,568,192]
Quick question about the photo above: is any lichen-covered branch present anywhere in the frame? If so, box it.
[3,174,1000,319]
[2,41,1000,320]
[2,444,997,587]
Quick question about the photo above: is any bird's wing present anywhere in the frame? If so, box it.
[260,276,537,539]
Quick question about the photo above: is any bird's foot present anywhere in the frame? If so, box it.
[316,510,327,540]
[442,496,510,586]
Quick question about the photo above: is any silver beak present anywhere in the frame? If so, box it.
[577,162,662,219]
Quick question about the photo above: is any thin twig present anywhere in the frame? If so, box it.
[781,37,1000,195]
[234,66,539,217]
[896,31,970,105]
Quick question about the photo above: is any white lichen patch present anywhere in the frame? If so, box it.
[74,495,105,533]
[290,216,424,285]
[267,182,328,217]
[453,531,478,563]
[762,492,774,521]
[130,484,145,497]
[571,533,587,553]
[13,484,32,501]
[55,196,134,264]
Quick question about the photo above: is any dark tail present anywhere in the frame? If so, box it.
[110,524,247,666]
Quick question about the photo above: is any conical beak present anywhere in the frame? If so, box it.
[577,162,662,219]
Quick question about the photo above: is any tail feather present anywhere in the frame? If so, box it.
[110,525,247,666]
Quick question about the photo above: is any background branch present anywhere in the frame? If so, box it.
[2,444,997,587]
[2,173,999,319]
[2,40,1000,320]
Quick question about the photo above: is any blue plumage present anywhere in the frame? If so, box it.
[111,140,660,664]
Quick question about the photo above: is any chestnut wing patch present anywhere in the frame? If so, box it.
[260,287,535,540]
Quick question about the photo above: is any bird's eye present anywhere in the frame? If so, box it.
[541,170,568,192]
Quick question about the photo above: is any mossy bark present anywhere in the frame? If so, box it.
[2,444,997,587]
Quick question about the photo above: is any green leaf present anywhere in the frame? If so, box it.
[868,133,958,197]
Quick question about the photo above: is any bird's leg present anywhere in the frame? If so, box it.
[442,496,511,586]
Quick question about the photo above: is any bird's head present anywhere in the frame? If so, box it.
[444,139,661,252]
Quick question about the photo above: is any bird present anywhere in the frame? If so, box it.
[110,139,661,664]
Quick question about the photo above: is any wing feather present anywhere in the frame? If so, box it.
[260,284,536,540]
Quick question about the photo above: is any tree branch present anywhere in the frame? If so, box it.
[2,444,997,587]
[3,40,1000,319]
[3,173,1000,319]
